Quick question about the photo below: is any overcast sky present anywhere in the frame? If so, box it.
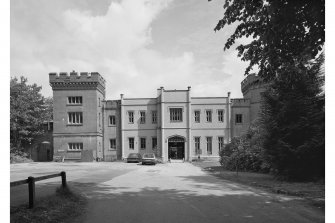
[11,0,250,99]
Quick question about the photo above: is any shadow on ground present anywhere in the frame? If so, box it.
[67,175,324,223]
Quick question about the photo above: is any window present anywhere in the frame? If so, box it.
[99,113,101,127]
[218,137,224,152]
[206,110,212,122]
[206,137,212,155]
[235,114,243,124]
[68,143,83,151]
[68,96,82,105]
[99,97,101,107]
[109,115,116,125]
[128,111,134,123]
[152,111,157,124]
[140,111,146,124]
[170,108,182,122]
[110,139,116,150]
[194,110,200,123]
[140,138,146,149]
[129,138,134,150]
[218,110,224,122]
[194,137,201,155]
[68,112,83,125]
[152,137,157,149]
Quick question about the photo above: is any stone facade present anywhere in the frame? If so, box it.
[49,72,266,162]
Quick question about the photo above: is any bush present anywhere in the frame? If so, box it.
[219,121,270,173]
[10,148,33,163]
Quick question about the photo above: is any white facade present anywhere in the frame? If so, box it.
[120,87,231,162]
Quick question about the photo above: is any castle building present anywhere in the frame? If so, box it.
[49,72,265,162]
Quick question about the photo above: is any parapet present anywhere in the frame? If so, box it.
[241,74,264,95]
[231,98,250,107]
[49,72,106,94]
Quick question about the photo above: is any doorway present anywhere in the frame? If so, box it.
[168,136,185,160]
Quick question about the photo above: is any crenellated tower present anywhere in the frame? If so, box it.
[49,71,106,161]
[240,74,267,122]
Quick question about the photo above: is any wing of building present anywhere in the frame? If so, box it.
[49,72,266,162]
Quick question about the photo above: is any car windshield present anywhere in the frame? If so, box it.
[143,154,154,158]
[128,153,139,158]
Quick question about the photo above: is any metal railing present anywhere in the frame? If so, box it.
[10,171,67,208]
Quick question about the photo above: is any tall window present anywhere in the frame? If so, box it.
[206,137,212,155]
[110,139,116,150]
[194,137,201,155]
[129,138,134,149]
[235,114,243,124]
[194,110,200,123]
[109,115,116,125]
[152,137,157,149]
[68,112,83,124]
[218,110,224,122]
[152,111,157,124]
[99,113,101,127]
[128,111,134,123]
[206,110,212,122]
[170,108,182,122]
[218,137,224,152]
[140,138,146,149]
[68,143,83,151]
[140,111,146,124]
[68,96,82,105]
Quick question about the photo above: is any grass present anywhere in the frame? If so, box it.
[192,161,325,210]
[10,186,86,223]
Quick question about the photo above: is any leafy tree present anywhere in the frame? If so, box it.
[10,76,52,154]
[261,55,324,179]
[212,0,325,81]
[213,0,325,180]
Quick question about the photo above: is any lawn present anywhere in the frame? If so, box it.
[192,161,325,210]
[10,186,86,223]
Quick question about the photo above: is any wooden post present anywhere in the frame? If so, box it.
[28,176,35,208]
[61,171,67,188]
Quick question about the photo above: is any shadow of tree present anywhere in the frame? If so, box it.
[67,179,324,223]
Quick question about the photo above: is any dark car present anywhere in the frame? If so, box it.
[126,153,142,163]
[142,153,157,165]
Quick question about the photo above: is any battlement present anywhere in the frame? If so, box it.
[49,71,106,94]
[49,71,105,85]
[241,74,264,95]
[231,98,250,107]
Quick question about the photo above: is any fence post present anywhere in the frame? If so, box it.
[28,176,35,209]
[61,171,67,188]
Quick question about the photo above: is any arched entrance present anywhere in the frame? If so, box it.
[168,136,185,160]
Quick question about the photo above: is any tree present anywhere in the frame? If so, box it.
[261,54,324,179]
[212,0,325,81]
[10,76,52,154]
[213,0,325,179]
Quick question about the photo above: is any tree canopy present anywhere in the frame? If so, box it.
[10,76,53,153]
[214,0,325,180]
[213,0,325,81]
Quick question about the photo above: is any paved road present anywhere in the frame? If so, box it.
[11,162,324,223]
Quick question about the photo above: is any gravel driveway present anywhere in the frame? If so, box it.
[11,162,324,223]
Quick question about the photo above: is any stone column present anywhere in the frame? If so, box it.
[227,92,231,143]
[120,94,125,159]
[160,87,165,161]
[187,86,192,161]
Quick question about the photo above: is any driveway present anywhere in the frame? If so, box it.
[11,162,324,223]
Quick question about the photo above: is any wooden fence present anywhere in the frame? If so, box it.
[10,171,67,208]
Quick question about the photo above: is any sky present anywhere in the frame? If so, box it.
[11,0,251,99]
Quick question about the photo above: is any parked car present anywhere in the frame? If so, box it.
[126,153,142,163]
[142,153,157,165]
